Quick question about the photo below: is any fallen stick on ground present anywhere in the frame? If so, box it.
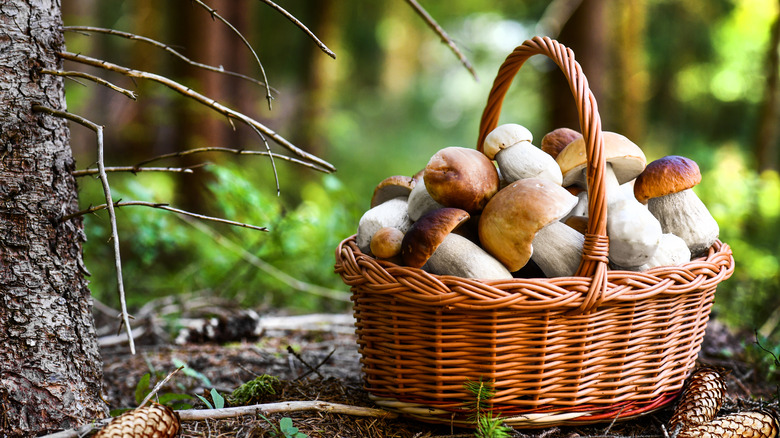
[176,400,398,421]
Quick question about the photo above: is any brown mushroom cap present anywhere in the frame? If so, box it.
[478,178,578,271]
[370,226,405,259]
[423,147,500,214]
[633,155,702,204]
[370,175,416,208]
[401,208,470,268]
[541,127,582,159]
[557,131,647,187]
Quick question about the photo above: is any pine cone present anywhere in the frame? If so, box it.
[677,411,779,438]
[668,367,727,432]
[94,402,180,438]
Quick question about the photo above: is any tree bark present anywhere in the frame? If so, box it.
[0,1,108,436]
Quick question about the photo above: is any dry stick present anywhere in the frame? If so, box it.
[191,0,274,110]
[247,123,280,196]
[57,51,335,173]
[134,146,328,173]
[404,0,478,81]
[178,214,351,302]
[40,68,137,99]
[286,345,325,379]
[139,366,185,408]
[177,400,398,421]
[61,200,269,232]
[32,104,136,355]
[73,165,200,177]
[63,26,278,94]
[259,0,336,59]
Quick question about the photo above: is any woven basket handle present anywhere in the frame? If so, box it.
[477,36,609,313]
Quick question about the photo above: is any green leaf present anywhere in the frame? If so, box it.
[172,358,212,387]
[210,388,225,409]
[195,394,214,410]
[156,393,194,406]
[134,373,151,406]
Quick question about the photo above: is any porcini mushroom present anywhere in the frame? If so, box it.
[423,146,500,214]
[541,127,582,159]
[483,124,563,185]
[631,233,691,271]
[370,175,415,208]
[556,132,662,267]
[356,197,413,253]
[633,155,719,257]
[370,226,405,261]
[478,178,584,277]
[407,180,444,221]
[401,208,512,279]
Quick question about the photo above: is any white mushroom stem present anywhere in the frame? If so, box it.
[629,233,691,271]
[495,142,563,185]
[531,221,584,277]
[356,197,413,253]
[422,233,513,280]
[607,197,662,267]
[407,182,443,221]
[647,188,719,257]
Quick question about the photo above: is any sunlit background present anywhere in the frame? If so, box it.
[61,1,779,352]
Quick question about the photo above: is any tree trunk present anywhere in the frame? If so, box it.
[0,1,108,436]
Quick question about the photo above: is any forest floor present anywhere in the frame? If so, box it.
[97,299,780,438]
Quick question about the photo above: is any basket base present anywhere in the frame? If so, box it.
[368,392,678,428]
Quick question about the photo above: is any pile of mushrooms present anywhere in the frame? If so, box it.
[355,123,720,280]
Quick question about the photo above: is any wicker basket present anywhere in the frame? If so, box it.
[334,36,735,428]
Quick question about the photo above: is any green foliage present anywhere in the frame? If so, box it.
[259,415,308,438]
[229,374,281,406]
[116,372,194,416]
[464,378,513,438]
[195,388,225,410]
[172,358,212,387]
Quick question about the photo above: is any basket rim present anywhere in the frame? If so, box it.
[336,234,734,311]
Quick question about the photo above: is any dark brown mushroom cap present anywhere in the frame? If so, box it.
[423,147,500,214]
[370,175,416,208]
[401,207,470,268]
[541,127,582,159]
[633,155,702,203]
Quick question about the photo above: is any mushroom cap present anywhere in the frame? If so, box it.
[370,226,405,259]
[478,178,578,271]
[423,147,500,214]
[401,207,470,268]
[541,127,582,159]
[482,123,533,160]
[557,131,647,187]
[370,175,416,208]
[633,155,702,203]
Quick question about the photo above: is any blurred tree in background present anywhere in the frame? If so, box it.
[61,1,779,341]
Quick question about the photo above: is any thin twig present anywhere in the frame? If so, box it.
[57,51,335,173]
[61,200,269,232]
[32,104,136,355]
[404,0,478,81]
[63,26,278,94]
[176,400,398,421]
[258,0,336,59]
[191,0,274,110]
[178,214,351,302]
[40,68,137,99]
[72,165,201,177]
[294,348,337,381]
[134,146,328,173]
[247,123,280,196]
[139,366,185,408]
[286,345,325,379]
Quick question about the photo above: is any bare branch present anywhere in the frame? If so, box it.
[191,0,274,109]
[176,400,398,421]
[62,200,269,232]
[31,104,136,355]
[40,68,137,99]
[258,0,336,59]
[404,0,478,81]
[63,26,278,94]
[57,51,336,173]
[247,123,280,196]
[72,165,201,177]
[134,147,329,173]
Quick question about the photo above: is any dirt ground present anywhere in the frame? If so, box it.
[97,302,779,438]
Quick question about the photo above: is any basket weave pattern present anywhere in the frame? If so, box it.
[334,36,735,427]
